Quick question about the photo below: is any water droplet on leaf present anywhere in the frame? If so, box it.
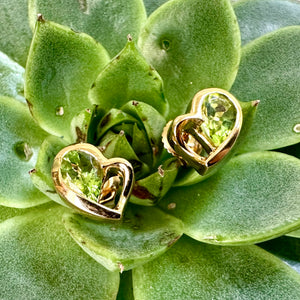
[14,141,33,161]
[293,124,300,133]
[55,106,64,116]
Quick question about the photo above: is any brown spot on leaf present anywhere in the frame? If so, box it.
[98,145,106,152]
[252,100,260,107]
[28,169,37,174]
[132,100,139,106]
[76,126,87,143]
[152,146,159,156]
[158,165,164,177]
[46,190,57,194]
[26,99,34,115]
[167,235,181,247]
[100,113,111,127]
[132,184,156,200]
[37,14,45,22]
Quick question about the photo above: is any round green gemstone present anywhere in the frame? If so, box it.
[200,92,237,147]
[60,150,103,202]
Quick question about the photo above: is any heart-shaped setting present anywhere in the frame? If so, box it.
[162,88,242,175]
[52,143,134,220]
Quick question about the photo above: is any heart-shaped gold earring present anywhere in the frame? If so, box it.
[52,143,134,220]
[162,88,242,175]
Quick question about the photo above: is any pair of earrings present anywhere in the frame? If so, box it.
[52,88,242,220]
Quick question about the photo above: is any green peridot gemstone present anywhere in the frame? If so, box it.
[200,92,237,146]
[60,150,103,202]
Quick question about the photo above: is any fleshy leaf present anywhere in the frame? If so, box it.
[121,101,166,166]
[90,40,168,116]
[0,205,37,223]
[131,158,179,206]
[25,19,110,140]
[0,96,49,208]
[30,135,68,206]
[96,109,139,141]
[138,0,241,119]
[63,204,183,272]
[231,26,300,151]
[117,271,134,300]
[0,204,120,299]
[143,0,169,15]
[132,236,300,299]
[0,0,32,66]
[70,108,93,143]
[286,228,300,238]
[174,100,259,186]
[0,52,25,102]
[100,132,150,179]
[29,0,147,57]
[234,0,300,45]
[259,236,300,274]
[160,151,300,245]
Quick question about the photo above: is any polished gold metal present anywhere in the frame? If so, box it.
[162,88,243,175]
[52,143,134,220]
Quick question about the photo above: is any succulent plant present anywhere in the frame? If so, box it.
[1,0,300,298]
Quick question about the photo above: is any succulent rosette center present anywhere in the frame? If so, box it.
[0,0,300,298]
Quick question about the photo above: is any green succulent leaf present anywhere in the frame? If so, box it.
[143,0,169,15]
[0,0,32,66]
[63,205,183,272]
[0,204,120,299]
[25,19,110,140]
[96,109,139,141]
[174,100,259,187]
[0,96,49,208]
[132,235,300,299]
[259,236,300,274]
[0,205,36,223]
[29,0,147,57]
[234,0,300,45]
[117,271,134,300]
[160,151,300,245]
[30,135,68,206]
[70,108,93,143]
[231,26,300,151]
[138,0,241,119]
[100,132,150,179]
[90,40,168,116]
[286,228,300,238]
[0,52,25,102]
[121,101,166,164]
[131,158,179,206]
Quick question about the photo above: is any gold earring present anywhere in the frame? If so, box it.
[162,88,242,175]
[52,143,134,220]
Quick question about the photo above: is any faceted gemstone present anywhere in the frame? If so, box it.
[200,92,237,147]
[60,150,103,202]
